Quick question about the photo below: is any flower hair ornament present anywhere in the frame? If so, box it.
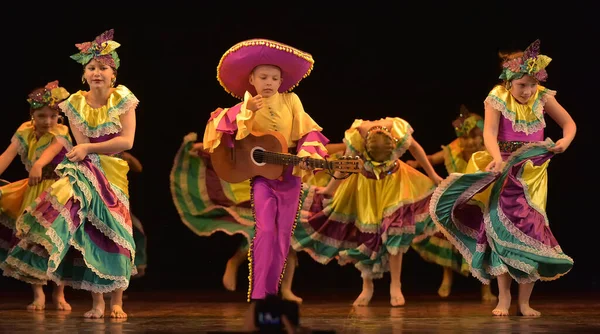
[453,105,484,138]
[499,39,551,82]
[27,81,70,110]
[70,29,121,69]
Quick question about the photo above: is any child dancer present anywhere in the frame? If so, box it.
[292,117,443,306]
[6,29,139,318]
[429,40,576,316]
[201,39,329,302]
[0,81,72,310]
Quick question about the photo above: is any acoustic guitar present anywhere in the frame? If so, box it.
[211,131,363,183]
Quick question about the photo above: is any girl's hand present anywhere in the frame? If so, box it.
[28,164,42,186]
[66,144,89,162]
[485,158,504,173]
[430,173,444,186]
[548,138,570,153]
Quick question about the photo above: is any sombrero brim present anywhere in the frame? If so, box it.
[217,39,314,99]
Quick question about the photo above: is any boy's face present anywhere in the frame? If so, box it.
[249,65,282,98]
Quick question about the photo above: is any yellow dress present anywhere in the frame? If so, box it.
[292,117,437,278]
[0,122,71,284]
[5,85,140,292]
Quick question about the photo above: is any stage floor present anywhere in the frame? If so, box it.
[0,290,598,333]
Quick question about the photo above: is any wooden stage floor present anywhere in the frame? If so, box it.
[0,290,599,333]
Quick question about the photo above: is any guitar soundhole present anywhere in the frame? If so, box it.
[251,147,267,166]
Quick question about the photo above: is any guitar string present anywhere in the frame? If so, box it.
[253,150,357,180]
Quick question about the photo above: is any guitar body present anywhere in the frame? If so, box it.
[211,131,289,183]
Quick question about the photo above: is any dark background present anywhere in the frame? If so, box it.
[1,5,597,300]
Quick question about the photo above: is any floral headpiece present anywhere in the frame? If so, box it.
[27,81,70,110]
[499,39,551,82]
[453,105,483,138]
[70,29,121,69]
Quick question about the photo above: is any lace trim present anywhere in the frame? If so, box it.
[56,159,136,264]
[16,167,136,291]
[323,185,433,234]
[60,94,139,138]
[56,155,131,234]
[428,173,484,282]
[1,260,47,285]
[453,175,497,240]
[484,89,555,136]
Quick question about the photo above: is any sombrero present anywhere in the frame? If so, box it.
[217,38,314,99]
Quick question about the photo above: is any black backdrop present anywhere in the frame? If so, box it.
[1,5,597,299]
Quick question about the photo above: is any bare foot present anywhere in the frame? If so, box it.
[85,297,105,319]
[27,285,45,311]
[481,284,497,302]
[52,290,72,311]
[353,282,374,307]
[53,297,72,311]
[438,283,451,298]
[110,305,128,318]
[492,295,511,316]
[27,301,45,311]
[518,304,541,317]
[281,290,303,304]
[84,308,105,319]
[222,259,238,291]
[390,282,405,307]
[438,268,453,298]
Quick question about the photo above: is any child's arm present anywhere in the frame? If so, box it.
[121,151,143,173]
[29,139,64,186]
[408,139,443,185]
[318,171,345,196]
[406,149,444,169]
[544,94,576,153]
[325,143,347,155]
[483,102,503,172]
[0,141,19,176]
[66,109,136,162]
[317,146,353,196]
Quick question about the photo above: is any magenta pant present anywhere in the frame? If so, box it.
[249,166,301,300]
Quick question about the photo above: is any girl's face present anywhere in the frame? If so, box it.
[84,59,116,89]
[509,75,538,104]
[249,65,282,98]
[32,106,59,134]
[459,131,484,154]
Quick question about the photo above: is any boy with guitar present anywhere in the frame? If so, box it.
[200,39,353,303]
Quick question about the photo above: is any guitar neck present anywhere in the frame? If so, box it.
[257,151,331,169]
